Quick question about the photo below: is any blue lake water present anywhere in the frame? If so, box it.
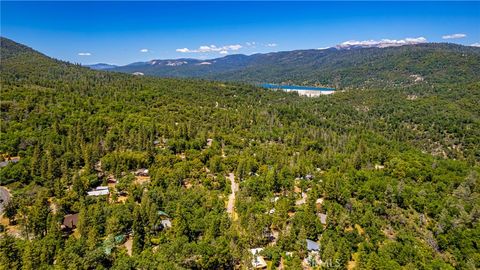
[261,83,335,91]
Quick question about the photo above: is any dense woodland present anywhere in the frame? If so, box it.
[0,37,479,269]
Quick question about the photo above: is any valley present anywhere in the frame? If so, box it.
[0,35,479,269]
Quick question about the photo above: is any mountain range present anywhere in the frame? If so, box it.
[86,63,118,70]
[2,36,480,269]
[87,43,480,89]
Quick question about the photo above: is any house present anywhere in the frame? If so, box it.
[87,189,109,196]
[318,213,327,225]
[270,196,280,203]
[61,213,79,230]
[155,210,171,228]
[375,164,385,170]
[305,239,321,267]
[0,157,20,168]
[306,239,319,251]
[157,210,169,218]
[295,192,307,206]
[151,219,172,233]
[134,168,149,176]
[206,138,213,147]
[161,219,172,229]
[250,248,267,269]
[107,175,117,184]
[316,198,324,210]
[87,186,109,196]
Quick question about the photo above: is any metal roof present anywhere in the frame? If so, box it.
[306,239,319,251]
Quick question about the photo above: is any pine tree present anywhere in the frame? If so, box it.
[132,206,145,255]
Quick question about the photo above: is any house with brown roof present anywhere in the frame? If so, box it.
[61,213,79,230]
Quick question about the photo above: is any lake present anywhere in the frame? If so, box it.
[261,83,335,97]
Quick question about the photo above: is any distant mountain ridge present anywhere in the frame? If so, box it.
[85,63,118,70]
[93,43,480,89]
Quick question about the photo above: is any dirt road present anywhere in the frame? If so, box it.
[226,173,238,218]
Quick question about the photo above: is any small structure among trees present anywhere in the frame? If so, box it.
[61,213,79,231]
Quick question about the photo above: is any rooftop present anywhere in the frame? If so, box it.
[306,239,319,251]
[62,213,79,229]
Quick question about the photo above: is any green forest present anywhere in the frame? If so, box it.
[0,37,479,269]
[108,43,480,91]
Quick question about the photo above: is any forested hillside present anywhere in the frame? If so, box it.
[106,44,480,89]
[1,37,479,269]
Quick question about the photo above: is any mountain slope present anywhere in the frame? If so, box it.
[1,37,479,269]
[106,43,480,89]
[85,63,118,70]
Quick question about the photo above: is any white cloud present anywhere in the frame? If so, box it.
[266,43,277,47]
[470,43,480,47]
[176,44,243,54]
[226,44,242,51]
[78,52,91,56]
[176,48,190,53]
[246,41,256,47]
[442,33,467,39]
[337,37,427,48]
[140,49,149,53]
[317,46,331,50]
[405,37,427,43]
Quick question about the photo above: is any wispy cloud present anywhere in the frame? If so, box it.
[470,43,480,47]
[266,43,277,47]
[78,52,91,56]
[176,44,242,54]
[140,49,149,53]
[317,47,331,50]
[337,37,427,48]
[246,41,256,47]
[442,33,467,39]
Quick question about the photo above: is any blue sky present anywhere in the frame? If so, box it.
[2,1,479,65]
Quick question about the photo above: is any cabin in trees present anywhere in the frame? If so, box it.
[318,213,327,225]
[305,239,321,267]
[306,239,319,252]
[106,175,117,184]
[157,210,172,230]
[61,213,79,231]
[160,219,172,228]
[87,186,109,196]
[134,168,149,177]
[0,157,20,168]
[250,248,267,269]
[316,198,324,210]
